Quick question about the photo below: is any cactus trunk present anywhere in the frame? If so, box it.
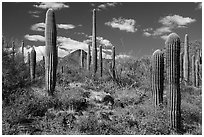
[27,52,30,73]
[87,45,91,71]
[112,46,116,80]
[191,55,196,86]
[180,52,184,80]
[30,47,36,81]
[61,66,64,73]
[151,49,164,107]
[165,33,181,131]
[80,49,84,68]
[45,8,58,96]
[92,9,97,76]
[183,34,189,85]
[195,57,200,87]
[99,45,103,77]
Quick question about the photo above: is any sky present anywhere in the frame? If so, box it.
[2,2,202,61]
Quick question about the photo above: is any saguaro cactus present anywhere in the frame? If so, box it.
[87,45,91,71]
[183,34,189,84]
[27,52,30,71]
[21,40,24,62]
[165,33,181,131]
[180,52,184,80]
[151,49,164,107]
[99,45,103,77]
[92,9,97,76]
[30,47,36,81]
[61,66,64,74]
[80,49,84,68]
[191,55,196,86]
[112,46,116,80]
[45,8,58,95]
[195,56,200,87]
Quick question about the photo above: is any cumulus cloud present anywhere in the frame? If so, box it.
[31,23,45,31]
[116,54,131,59]
[28,10,41,18]
[34,2,69,10]
[83,36,113,48]
[105,17,138,33]
[31,23,76,31]
[57,24,75,29]
[96,2,119,11]
[143,14,196,40]
[24,34,45,42]
[159,15,196,28]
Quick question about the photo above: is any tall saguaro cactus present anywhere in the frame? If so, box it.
[92,9,97,76]
[191,55,196,86]
[27,52,30,72]
[165,33,181,131]
[30,47,36,81]
[87,45,91,71]
[99,45,103,77]
[112,46,116,80]
[195,57,200,87]
[80,49,84,68]
[183,34,189,84]
[180,52,184,80]
[45,8,58,95]
[151,49,164,107]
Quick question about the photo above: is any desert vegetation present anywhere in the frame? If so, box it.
[2,8,202,135]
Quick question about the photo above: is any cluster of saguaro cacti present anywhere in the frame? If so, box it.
[99,45,103,77]
[30,47,36,81]
[165,33,181,131]
[183,34,189,85]
[87,45,91,71]
[151,49,164,107]
[45,8,58,95]
[92,9,97,76]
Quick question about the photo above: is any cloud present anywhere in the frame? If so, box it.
[34,2,69,10]
[160,35,169,40]
[105,17,138,33]
[57,24,75,29]
[143,32,152,37]
[96,2,119,11]
[83,36,113,48]
[31,23,45,31]
[31,23,76,32]
[28,10,41,18]
[143,14,196,40]
[24,34,45,42]
[159,15,196,28]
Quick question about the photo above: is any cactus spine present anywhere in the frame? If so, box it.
[183,34,189,84]
[151,49,164,107]
[112,46,116,80]
[195,56,200,87]
[45,8,58,95]
[191,55,196,86]
[92,9,97,76]
[80,49,84,68]
[99,45,103,77]
[87,45,91,71]
[30,47,36,81]
[180,52,184,80]
[165,33,181,131]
